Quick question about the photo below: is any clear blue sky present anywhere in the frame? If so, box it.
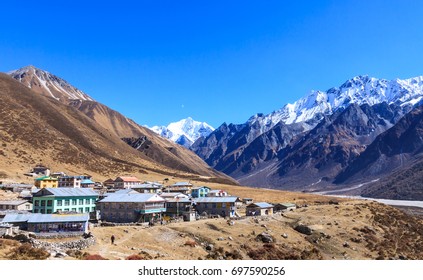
[1,0,423,128]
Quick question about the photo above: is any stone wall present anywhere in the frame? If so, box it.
[100,221,148,227]
[30,236,95,251]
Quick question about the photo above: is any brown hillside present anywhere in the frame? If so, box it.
[68,100,234,182]
[7,66,236,184]
[0,74,231,183]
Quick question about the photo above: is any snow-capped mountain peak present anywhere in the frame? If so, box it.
[8,65,93,102]
[248,75,423,132]
[149,117,214,147]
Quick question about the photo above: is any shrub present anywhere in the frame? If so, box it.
[6,244,50,260]
[184,240,197,247]
[83,253,108,260]
[125,254,145,260]
[0,239,19,249]
[66,249,84,259]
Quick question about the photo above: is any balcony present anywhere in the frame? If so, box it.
[134,206,166,214]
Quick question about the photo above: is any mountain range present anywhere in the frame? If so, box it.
[149,117,214,148]
[2,66,236,185]
[191,75,423,200]
[4,65,423,200]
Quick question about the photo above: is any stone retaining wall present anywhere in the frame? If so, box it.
[100,221,148,227]
[30,236,95,251]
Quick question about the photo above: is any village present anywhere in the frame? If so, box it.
[2,164,423,261]
[0,164,296,240]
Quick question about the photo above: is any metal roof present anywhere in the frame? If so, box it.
[98,193,165,203]
[111,189,138,195]
[192,186,211,190]
[114,176,140,182]
[59,176,86,180]
[81,179,95,184]
[131,183,161,189]
[2,213,34,223]
[35,176,57,181]
[3,213,89,223]
[193,196,240,203]
[27,213,89,223]
[171,182,193,187]
[275,203,296,207]
[247,202,274,208]
[165,198,192,203]
[159,193,188,198]
[0,200,31,206]
[34,188,98,197]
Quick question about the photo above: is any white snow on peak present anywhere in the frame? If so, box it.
[149,117,215,147]
[248,75,423,132]
[8,65,94,101]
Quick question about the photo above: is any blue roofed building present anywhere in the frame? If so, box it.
[81,179,95,188]
[246,202,274,216]
[32,188,98,214]
[164,182,193,195]
[97,192,166,223]
[2,212,89,233]
[193,196,242,218]
[131,183,162,194]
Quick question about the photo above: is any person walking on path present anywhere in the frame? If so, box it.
[111,235,115,245]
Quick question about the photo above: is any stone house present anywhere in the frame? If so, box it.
[97,192,166,223]
[131,183,162,194]
[163,182,193,195]
[193,196,241,218]
[274,203,296,212]
[0,200,32,211]
[246,202,274,216]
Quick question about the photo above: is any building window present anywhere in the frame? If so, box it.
[41,200,46,206]
[79,208,83,212]
[72,199,77,205]
[79,199,83,205]
[47,209,52,214]
[57,200,62,206]
[72,208,76,212]
[64,200,70,206]
[47,200,53,207]
[85,207,90,212]
[35,200,40,206]
[85,199,90,204]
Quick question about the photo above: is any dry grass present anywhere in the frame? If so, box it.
[5,243,50,260]
[77,198,423,260]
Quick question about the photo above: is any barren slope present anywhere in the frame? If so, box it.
[0,74,230,183]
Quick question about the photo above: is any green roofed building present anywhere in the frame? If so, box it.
[34,176,58,189]
[32,188,98,214]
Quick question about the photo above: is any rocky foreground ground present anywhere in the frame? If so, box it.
[2,198,422,260]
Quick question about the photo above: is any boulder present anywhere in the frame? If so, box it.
[255,232,274,243]
[294,224,313,235]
